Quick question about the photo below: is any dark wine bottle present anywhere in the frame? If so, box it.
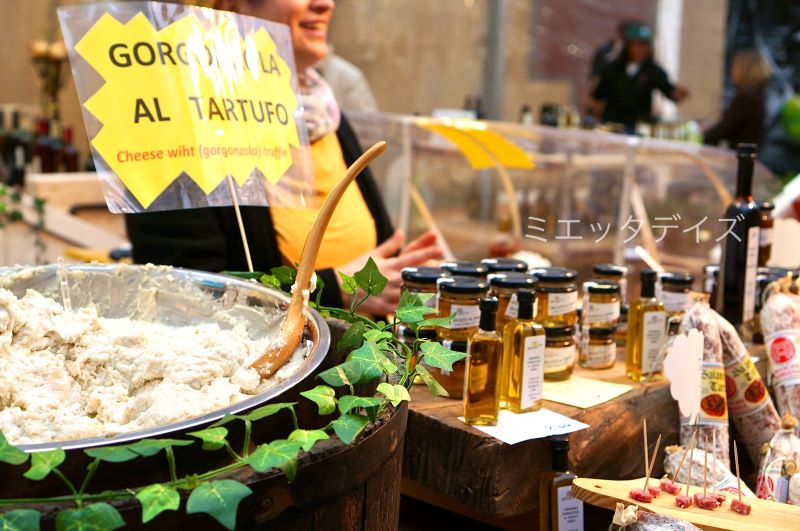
[716,143,760,329]
[538,436,584,531]
[60,126,79,172]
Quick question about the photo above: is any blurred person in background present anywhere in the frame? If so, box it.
[591,22,689,133]
[704,48,772,148]
[126,0,441,315]
[586,19,637,117]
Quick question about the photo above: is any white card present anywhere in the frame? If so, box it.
[459,409,588,445]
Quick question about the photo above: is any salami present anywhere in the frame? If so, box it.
[660,478,681,495]
[714,310,782,464]
[693,493,720,510]
[629,488,653,503]
[679,300,730,466]
[730,498,751,515]
[675,494,692,508]
[756,414,800,502]
[663,445,757,497]
[760,289,800,421]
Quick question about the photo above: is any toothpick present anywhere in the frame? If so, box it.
[642,418,649,490]
[684,437,694,497]
[712,430,717,494]
[673,429,697,483]
[226,175,254,273]
[644,434,662,491]
[734,440,742,504]
[703,435,709,497]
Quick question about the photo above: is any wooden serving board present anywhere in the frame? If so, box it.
[572,477,800,531]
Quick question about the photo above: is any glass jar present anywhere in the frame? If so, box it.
[580,326,617,369]
[758,201,774,268]
[531,267,578,327]
[401,266,449,317]
[436,276,490,341]
[440,260,489,278]
[489,272,538,332]
[481,257,528,273]
[544,325,576,381]
[659,272,694,334]
[431,340,468,398]
[703,264,719,303]
[593,263,628,304]
[398,325,438,372]
[582,280,621,328]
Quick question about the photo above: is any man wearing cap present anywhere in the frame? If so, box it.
[591,22,689,133]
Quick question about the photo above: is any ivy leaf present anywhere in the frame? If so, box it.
[335,321,367,354]
[84,446,139,463]
[127,439,193,458]
[186,480,252,530]
[258,274,281,290]
[353,257,387,296]
[242,402,296,423]
[244,440,301,481]
[416,365,449,397]
[363,330,393,344]
[0,509,40,531]
[420,341,466,371]
[331,414,370,445]
[288,429,329,452]
[347,341,397,382]
[377,383,411,407]
[270,266,296,286]
[0,432,28,466]
[187,427,228,451]
[338,395,383,416]
[317,359,364,387]
[299,385,337,415]
[396,305,428,324]
[136,483,180,524]
[338,272,358,295]
[23,449,65,481]
[415,314,455,329]
[55,503,124,531]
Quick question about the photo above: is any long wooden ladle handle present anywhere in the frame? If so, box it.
[251,140,388,375]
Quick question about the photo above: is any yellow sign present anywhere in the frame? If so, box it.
[67,8,302,209]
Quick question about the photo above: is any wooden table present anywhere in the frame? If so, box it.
[401,349,680,528]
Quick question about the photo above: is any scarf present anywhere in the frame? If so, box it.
[299,67,341,142]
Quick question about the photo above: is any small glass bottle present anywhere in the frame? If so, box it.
[481,257,529,274]
[464,297,502,426]
[581,280,620,328]
[532,267,579,327]
[489,272,538,333]
[593,263,628,305]
[538,436,583,531]
[502,289,545,412]
[544,325,576,381]
[436,276,490,342]
[659,271,694,335]
[758,201,774,268]
[626,269,667,382]
[440,260,489,278]
[432,340,468,398]
[580,326,616,369]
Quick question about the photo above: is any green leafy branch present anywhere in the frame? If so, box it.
[0,259,466,529]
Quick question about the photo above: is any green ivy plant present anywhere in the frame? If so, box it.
[0,258,465,530]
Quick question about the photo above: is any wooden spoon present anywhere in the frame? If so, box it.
[251,140,388,375]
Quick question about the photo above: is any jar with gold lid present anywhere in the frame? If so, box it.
[436,276,490,341]
[481,257,528,274]
[544,324,576,381]
[488,272,538,332]
[659,271,694,335]
[580,326,616,369]
[440,260,489,278]
[593,263,628,304]
[431,340,468,398]
[531,267,578,327]
[582,280,621,328]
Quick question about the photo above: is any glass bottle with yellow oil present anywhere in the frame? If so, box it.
[626,269,667,382]
[501,289,545,412]
[539,435,584,531]
[463,297,502,425]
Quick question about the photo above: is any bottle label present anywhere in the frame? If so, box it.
[641,311,667,374]
[585,342,616,368]
[662,290,691,313]
[520,335,545,409]
[698,361,729,424]
[545,345,576,373]
[557,485,584,531]
[765,330,800,387]
[504,293,519,320]
[742,225,760,322]
[548,291,577,317]
[583,300,620,325]
[759,227,773,248]
[450,304,481,329]
[724,352,770,416]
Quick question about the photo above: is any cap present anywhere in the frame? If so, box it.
[481,257,529,273]
[584,279,620,294]
[517,289,534,306]
[488,272,538,289]
[544,324,575,338]
[440,261,489,278]
[589,326,617,339]
[626,23,653,42]
[479,297,499,312]
[531,267,578,283]
[437,276,489,295]
[401,266,449,284]
[660,271,694,287]
[593,263,627,278]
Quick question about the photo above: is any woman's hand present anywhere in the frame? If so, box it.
[338,230,443,316]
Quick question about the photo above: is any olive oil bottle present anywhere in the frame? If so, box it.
[539,436,584,531]
[464,297,502,425]
[502,289,546,413]
[626,269,667,382]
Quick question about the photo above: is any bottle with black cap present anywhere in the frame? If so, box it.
[538,435,583,531]
[502,289,545,412]
[626,269,666,382]
[464,297,502,425]
[716,143,761,331]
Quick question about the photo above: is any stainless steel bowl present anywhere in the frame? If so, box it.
[0,263,330,452]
